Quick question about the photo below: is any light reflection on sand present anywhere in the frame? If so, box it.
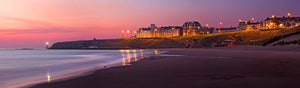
[120,50,126,66]
[126,50,131,63]
[2,50,158,88]
[120,50,150,66]
[133,50,137,61]
[140,50,144,58]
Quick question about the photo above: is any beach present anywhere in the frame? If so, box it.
[31,45,300,88]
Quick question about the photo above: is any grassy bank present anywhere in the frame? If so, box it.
[177,26,300,47]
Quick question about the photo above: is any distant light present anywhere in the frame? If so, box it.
[280,24,284,27]
[251,17,254,21]
[239,19,242,22]
[47,72,51,83]
[219,22,223,25]
[127,30,130,33]
[272,15,275,18]
[46,42,49,45]
[288,13,291,17]
[122,30,124,33]
[206,24,209,27]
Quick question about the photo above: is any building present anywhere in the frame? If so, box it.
[136,24,183,38]
[263,16,300,29]
[137,21,207,38]
[182,21,204,36]
[238,21,262,30]
[237,22,247,30]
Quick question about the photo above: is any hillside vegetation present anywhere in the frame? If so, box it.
[177,26,300,47]
[51,26,300,49]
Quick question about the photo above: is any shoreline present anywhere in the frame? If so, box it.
[31,45,300,88]
[20,49,162,88]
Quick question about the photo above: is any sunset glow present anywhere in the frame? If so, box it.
[0,0,299,48]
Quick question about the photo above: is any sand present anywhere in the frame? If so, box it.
[31,46,300,88]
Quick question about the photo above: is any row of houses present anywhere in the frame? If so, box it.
[136,21,212,38]
[238,16,300,30]
[136,16,300,38]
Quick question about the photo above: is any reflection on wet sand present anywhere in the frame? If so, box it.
[120,50,126,66]
[140,50,144,58]
[120,50,146,66]
[133,50,137,61]
[126,50,131,63]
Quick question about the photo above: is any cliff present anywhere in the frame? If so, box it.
[50,38,186,49]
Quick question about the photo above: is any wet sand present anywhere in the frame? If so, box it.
[31,46,300,88]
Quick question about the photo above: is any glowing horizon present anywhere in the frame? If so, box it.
[0,0,299,48]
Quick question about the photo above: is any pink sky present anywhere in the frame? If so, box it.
[0,0,299,48]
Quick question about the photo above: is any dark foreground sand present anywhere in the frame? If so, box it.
[31,46,300,88]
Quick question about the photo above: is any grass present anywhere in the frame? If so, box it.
[176,26,300,47]
[51,26,300,49]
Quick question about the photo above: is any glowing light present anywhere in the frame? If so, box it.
[288,13,291,17]
[122,30,124,33]
[239,19,242,22]
[251,17,254,21]
[155,50,158,55]
[206,24,209,27]
[219,22,223,25]
[280,24,284,27]
[47,72,51,83]
[272,15,275,18]
[127,30,130,33]
[45,42,50,48]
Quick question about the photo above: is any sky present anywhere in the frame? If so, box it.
[0,0,299,48]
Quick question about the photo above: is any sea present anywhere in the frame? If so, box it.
[0,49,158,88]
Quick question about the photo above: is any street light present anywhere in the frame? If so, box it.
[272,15,275,18]
[206,24,209,28]
[251,17,255,22]
[127,30,130,38]
[121,30,124,38]
[288,13,291,17]
[219,22,223,28]
[239,19,242,22]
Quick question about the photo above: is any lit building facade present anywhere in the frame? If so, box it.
[137,21,207,38]
[263,16,300,29]
[182,21,204,36]
[136,24,182,38]
[238,21,262,30]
